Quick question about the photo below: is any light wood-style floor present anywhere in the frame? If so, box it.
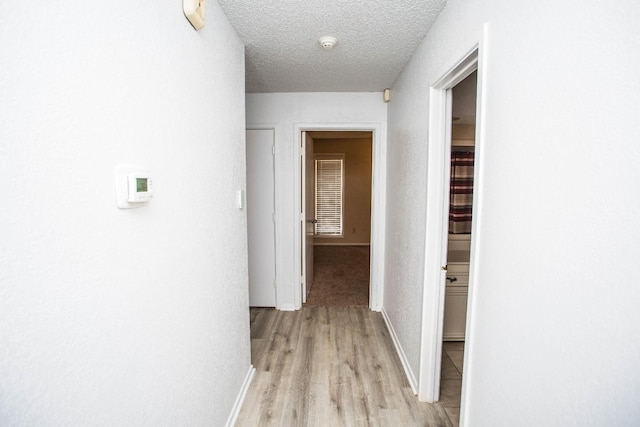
[236,307,452,426]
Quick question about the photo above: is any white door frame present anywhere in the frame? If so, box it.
[293,123,386,311]
[418,25,488,419]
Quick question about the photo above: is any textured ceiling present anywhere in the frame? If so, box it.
[216,0,447,93]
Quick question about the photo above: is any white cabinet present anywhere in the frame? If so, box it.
[443,261,469,341]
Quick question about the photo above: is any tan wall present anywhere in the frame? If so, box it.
[451,124,475,141]
[314,137,372,245]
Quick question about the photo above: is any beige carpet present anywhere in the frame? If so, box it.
[305,246,370,307]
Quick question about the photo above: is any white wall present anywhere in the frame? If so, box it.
[387,0,640,425]
[0,1,251,425]
[246,93,386,309]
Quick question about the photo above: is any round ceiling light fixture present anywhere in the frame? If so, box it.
[319,36,338,49]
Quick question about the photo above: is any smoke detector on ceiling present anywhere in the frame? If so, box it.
[319,36,338,49]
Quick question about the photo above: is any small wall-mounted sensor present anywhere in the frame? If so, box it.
[184,0,205,30]
[115,165,154,209]
[383,88,391,103]
[127,174,154,203]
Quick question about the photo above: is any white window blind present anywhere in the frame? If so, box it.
[315,156,344,237]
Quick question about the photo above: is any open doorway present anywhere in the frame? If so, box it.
[302,131,373,307]
[294,123,385,312]
[418,44,484,418]
[439,70,477,426]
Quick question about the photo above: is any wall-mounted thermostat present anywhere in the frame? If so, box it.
[127,173,153,202]
[115,166,154,209]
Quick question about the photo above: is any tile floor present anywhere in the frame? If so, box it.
[440,341,464,427]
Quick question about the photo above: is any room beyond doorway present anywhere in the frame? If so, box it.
[303,131,372,308]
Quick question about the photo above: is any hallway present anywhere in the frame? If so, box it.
[236,307,452,426]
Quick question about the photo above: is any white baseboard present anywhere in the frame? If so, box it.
[381,308,418,395]
[276,304,297,311]
[225,365,256,427]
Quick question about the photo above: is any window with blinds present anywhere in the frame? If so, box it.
[315,155,344,237]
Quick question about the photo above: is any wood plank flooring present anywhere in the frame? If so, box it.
[236,307,452,426]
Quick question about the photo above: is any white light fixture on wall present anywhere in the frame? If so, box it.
[383,88,391,103]
[319,36,338,49]
[184,0,205,30]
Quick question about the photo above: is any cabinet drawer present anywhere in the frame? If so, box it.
[443,286,468,340]
[446,274,468,286]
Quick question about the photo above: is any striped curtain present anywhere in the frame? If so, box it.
[449,151,474,234]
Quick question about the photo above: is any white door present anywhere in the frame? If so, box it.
[246,129,276,307]
[301,132,315,303]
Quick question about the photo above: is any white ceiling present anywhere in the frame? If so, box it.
[216,0,447,93]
